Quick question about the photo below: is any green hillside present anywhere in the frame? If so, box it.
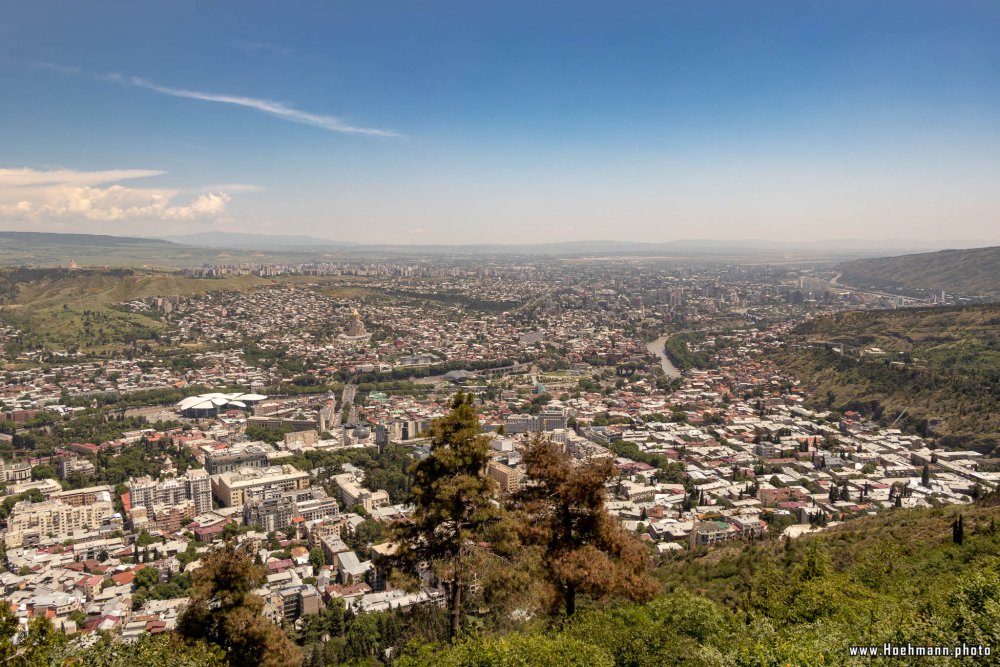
[770,305,1000,451]
[0,268,270,353]
[0,230,357,268]
[0,268,410,355]
[400,501,1000,666]
[837,246,1000,298]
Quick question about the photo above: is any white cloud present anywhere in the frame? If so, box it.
[0,167,234,224]
[0,167,164,187]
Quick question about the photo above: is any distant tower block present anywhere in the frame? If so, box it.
[319,399,337,432]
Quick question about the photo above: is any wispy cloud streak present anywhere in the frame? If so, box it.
[35,62,400,138]
[113,75,400,138]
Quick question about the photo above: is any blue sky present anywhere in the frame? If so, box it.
[1,1,998,244]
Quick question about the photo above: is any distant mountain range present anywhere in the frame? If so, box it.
[160,231,360,250]
[1,230,997,269]
[157,234,995,257]
[0,231,174,247]
[837,245,1000,297]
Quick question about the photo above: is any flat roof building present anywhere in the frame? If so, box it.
[212,465,310,509]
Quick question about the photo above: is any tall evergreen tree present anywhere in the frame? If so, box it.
[518,436,658,616]
[397,392,505,641]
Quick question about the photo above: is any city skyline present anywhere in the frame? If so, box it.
[1,1,999,244]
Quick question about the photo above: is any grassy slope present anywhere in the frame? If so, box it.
[0,270,399,353]
[0,269,272,352]
[770,305,1000,451]
[401,501,1000,666]
[837,245,1000,297]
[0,231,368,268]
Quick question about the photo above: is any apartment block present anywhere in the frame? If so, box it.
[212,465,310,508]
[129,468,212,516]
[331,473,389,512]
[5,493,115,548]
[203,442,270,475]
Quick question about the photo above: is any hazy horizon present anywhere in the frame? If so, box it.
[2,2,999,245]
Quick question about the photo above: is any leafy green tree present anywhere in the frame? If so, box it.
[75,634,226,666]
[177,541,301,667]
[0,601,19,665]
[397,633,615,667]
[135,529,160,547]
[343,611,381,661]
[0,612,66,667]
[943,562,1000,650]
[134,565,160,590]
[309,546,326,574]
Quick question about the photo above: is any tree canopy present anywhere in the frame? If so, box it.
[177,541,301,667]
[396,392,509,641]
[518,436,658,615]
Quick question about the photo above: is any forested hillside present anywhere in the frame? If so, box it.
[837,246,1000,298]
[770,305,1000,452]
[399,501,1000,666]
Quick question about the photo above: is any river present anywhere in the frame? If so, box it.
[646,335,682,379]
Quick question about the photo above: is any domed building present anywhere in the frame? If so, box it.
[175,392,267,417]
[340,308,370,340]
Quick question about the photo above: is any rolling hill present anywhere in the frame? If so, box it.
[0,230,973,266]
[160,231,360,250]
[0,230,224,268]
[403,499,1000,666]
[836,245,1000,298]
[0,230,357,268]
[0,267,270,353]
[770,304,1000,452]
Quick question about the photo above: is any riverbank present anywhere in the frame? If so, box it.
[645,335,682,379]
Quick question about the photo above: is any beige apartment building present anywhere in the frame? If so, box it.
[0,459,32,484]
[52,485,114,507]
[332,473,390,512]
[487,460,522,495]
[212,465,310,508]
[5,495,115,548]
[129,468,212,516]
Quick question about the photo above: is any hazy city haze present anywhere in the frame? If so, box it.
[1,1,998,245]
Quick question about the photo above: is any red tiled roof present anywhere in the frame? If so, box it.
[146,621,168,634]
[111,572,134,586]
[267,559,294,573]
